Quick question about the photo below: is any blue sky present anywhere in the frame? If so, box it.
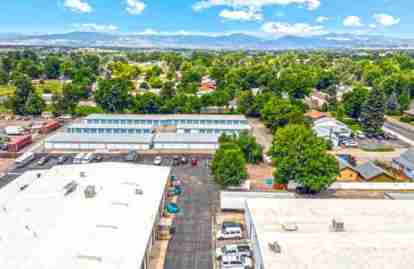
[1,0,412,37]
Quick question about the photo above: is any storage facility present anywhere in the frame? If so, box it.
[45,133,153,150]
[45,113,250,151]
[0,162,171,269]
[244,198,414,269]
[153,133,220,150]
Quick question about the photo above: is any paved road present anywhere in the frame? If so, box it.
[384,121,414,145]
[248,118,273,152]
[164,159,220,269]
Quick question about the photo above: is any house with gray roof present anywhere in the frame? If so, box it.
[393,148,414,180]
[356,162,394,182]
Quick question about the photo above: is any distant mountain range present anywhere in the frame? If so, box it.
[1,31,413,50]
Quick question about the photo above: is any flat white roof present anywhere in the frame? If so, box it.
[246,198,414,269]
[0,162,171,269]
[85,113,248,121]
[46,133,154,144]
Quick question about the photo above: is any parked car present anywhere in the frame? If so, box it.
[37,156,50,166]
[355,131,366,139]
[217,226,243,240]
[93,155,103,162]
[57,155,68,165]
[216,244,252,259]
[191,158,198,166]
[173,155,180,166]
[221,255,252,269]
[181,156,188,164]
[124,151,139,162]
[342,139,358,147]
[154,156,163,165]
[222,221,243,230]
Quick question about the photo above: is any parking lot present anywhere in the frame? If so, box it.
[164,156,220,269]
[0,152,221,269]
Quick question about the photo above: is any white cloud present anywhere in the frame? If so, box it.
[316,16,329,23]
[369,23,377,29]
[64,0,92,13]
[126,0,146,15]
[74,23,118,32]
[193,0,321,12]
[373,13,400,26]
[261,21,325,37]
[343,16,363,27]
[219,9,263,21]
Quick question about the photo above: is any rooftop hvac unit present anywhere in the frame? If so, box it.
[282,222,298,232]
[135,188,144,195]
[84,185,96,198]
[64,181,78,196]
[332,218,345,232]
[80,172,86,178]
[269,241,281,253]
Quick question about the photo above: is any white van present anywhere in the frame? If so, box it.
[82,152,94,164]
[15,152,35,168]
[73,153,86,164]
[217,226,243,240]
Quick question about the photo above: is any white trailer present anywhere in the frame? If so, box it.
[5,126,25,136]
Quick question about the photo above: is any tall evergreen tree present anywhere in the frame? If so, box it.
[360,88,386,135]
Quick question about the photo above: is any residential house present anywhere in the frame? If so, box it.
[356,162,395,182]
[305,110,327,122]
[337,158,361,182]
[312,117,352,148]
[392,148,414,179]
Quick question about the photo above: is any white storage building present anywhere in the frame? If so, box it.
[153,133,220,150]
[0,162,171,269]
[45,133,153,150]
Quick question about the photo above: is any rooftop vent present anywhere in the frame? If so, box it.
[135,188,144,195]
[112,202,129,207]
[64,181,78,196]
[269,241,281,253]
[84,185,96,198]
[77,255,102,262]
[332,218,344,232]
[80,172,86,178]
[282,222,298,232]
[96,224,118,230]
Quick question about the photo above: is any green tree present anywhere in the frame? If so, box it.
[386,92,400,115]
[360,88,386,135]
[342,87,369,119]
[44,56,61,79]
[160,81,176,99]
[95,79,133,113]
[133,93,161,114]
[261,97,304,133]
[270,124,338,193]
[212,144,247,187]
[24,93,45,115]
[0,69,8,84]
[10,74,34,115]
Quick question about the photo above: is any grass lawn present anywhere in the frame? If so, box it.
[0,80,63,97]
[0,84,15,96]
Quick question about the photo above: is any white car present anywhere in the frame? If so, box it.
[221,255,253,269]
[343,140,358,147]
[154,156,163,165]
[217,226,243,240]
[216,244,251,259]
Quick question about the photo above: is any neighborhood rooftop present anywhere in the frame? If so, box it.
[85,113,248,121]
[245,198,414,269]
[0,163,171,269]
[355,162,387,180]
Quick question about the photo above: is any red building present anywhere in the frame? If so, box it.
[40,120,61,135]
[7,135,32,153]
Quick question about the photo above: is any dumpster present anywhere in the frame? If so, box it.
[166,203,180,214]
